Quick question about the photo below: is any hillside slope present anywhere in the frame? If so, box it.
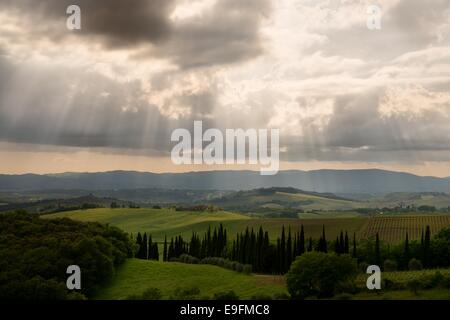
[94,259,287,300]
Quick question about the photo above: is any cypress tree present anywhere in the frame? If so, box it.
[339,231,344,254]
[423,225,431,267]
[286,227,292,271]
[403,232,410,270]
[352,232,357,258]
[375,233,381,267]
[293,232,298,259]
[163,235,168,262]
[136,232,143,259]
[307,237,313,252]
[153,243,159,261]
[276,238,281,274]
[420,229,424,247]
[344,231,349,254]
[148,235,153,259]
[168,237,174,260]
[257,227,264,272]
[142,233,148,260]
[299,225,305,255]
[280,226,286,272]
[319,225,327,253]
[334,236,340,254]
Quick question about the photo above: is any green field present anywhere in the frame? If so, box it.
[95,259,287,300]
[96,259,450,300]
[43,208,366,242]
[212,189,362,212]
[44,208,450,243]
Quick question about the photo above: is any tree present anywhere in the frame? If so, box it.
[374,233,381,267]
[152,243,159,261]
[148,235,153,260]
[344,231,349,254]
[286,227,293,270]
[286,252,357,299]
[402,232,410,270]
[318,225,327,253]
[142,233,148,260]
[299,225,305,255]
[339,231,344,254]
[307,237,313,252]
[408,258,423,271]
[280,226,286,272]
[135,232,143,259]
[423,226,431,267]
[352,233,357,258]
[163,235,168,262]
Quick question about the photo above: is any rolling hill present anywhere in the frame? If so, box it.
[209,187,362,213]
[43,207,450,243]
[3,169,450,194]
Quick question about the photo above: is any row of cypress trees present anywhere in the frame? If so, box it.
[134,224,355,274]
[134,224,440,273]
[134,232,159,260]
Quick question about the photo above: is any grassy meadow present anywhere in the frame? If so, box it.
[95,259,287,300]
[44,208,450,243]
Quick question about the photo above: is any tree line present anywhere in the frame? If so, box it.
[133,224,450,274]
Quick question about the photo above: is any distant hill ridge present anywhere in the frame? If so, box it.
[1,169,450,194]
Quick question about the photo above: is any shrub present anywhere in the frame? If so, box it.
[243,264,252,274]
[383,259,397,271]
[422,271,445,289]
[213,290,239,300]
[408,258,423,271]
[171,286,201,300]
[286,252,357,299]
[141,287,162,300]
[179,254,199,264]
[407,279,421,295]
[235,263,244,273]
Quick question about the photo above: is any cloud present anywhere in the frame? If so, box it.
[302,0,450,61]
[155,0,271,69]
[0,0,175,48]
[0,0,270,69]
[0,0,450,170]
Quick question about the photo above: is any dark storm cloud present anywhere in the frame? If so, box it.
[0,0,175,48]
[0,0,271,68]
[155,0,271,69]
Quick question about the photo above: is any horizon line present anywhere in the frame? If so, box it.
[1,168,448,179]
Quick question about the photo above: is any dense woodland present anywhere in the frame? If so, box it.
[0,212,132,299]
[134,224,450,274]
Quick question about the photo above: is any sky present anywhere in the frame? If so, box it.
[0,0,450,176]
